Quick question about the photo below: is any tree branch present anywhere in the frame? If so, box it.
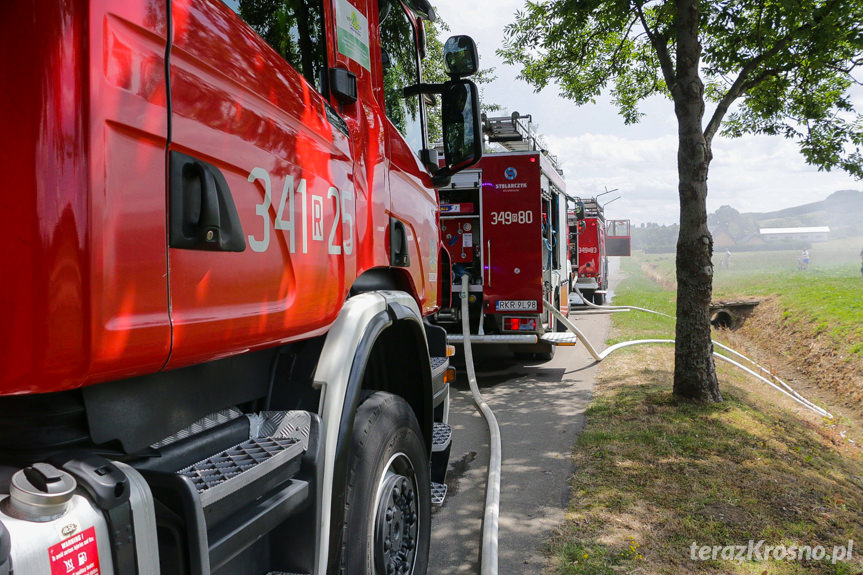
[633,1,676,91]
[704,0,842,144]
[608,15,640,71]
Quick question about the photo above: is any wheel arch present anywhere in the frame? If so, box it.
[350,267,417,301]
[313,291,433,574]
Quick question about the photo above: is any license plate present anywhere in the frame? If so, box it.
[496,300,536,311]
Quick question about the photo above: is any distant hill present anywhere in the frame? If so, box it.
[749,189,863,236]
[633,189,863,252]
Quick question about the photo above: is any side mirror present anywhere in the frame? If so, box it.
[441,79,482,176]
[443,36,479,78]
[402,0,436,21]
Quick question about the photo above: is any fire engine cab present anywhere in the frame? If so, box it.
[433,112,576,360]
[0,1,483,574]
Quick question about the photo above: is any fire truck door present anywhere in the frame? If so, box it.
[377,3,438,313]
[165,0,355,368]
[330,0,391,272]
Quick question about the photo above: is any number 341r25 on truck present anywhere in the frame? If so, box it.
[1,1,482,575]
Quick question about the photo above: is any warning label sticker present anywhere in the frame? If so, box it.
[49,526,100,575]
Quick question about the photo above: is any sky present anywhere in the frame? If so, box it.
[431,0,863,225]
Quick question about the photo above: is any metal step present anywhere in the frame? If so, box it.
[151,407,244,449]
[430,356,449,381]
[431,482,448,506]
[178,438,304,508]
[447,334,538,344]
[540,332,579,345]
[431,422,452,485]
[249,410,312,450]
[435,311,458,322]
[432,422,452,453]
[177,411,310,508]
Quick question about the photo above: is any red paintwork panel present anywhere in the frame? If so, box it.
[1,0,171,395]
[606,219,632,257]
[388,128,440,315]
[577,217,606,288]
[166,0,356,369]
[0,0,438,395]
[478,154,543,314]
[377,9,439,315]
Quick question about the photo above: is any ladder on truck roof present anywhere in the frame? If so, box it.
[580,197,605,221]
[482,112,563,174]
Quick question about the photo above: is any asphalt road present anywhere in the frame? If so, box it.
[429,305,611,574]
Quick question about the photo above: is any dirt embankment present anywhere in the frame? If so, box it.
[727,297,863,419]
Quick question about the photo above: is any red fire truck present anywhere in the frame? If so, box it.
[569,198,630,305]
[0,2,482,574]
[433,113,575,360]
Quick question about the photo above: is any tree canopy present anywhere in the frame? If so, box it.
[500,0,863,402]
[500,0,863,174]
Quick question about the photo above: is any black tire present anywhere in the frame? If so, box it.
[339,392,431,575]
[555,297,567,332]
[592,292,605,306]
[512,342,555,361]
[535,341,555,362]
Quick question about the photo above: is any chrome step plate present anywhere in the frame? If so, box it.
[432,422,452,453]
[540,332,579,345]
[431,482,448,506]
[447,334,538,344]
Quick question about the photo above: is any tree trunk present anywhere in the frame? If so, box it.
[671,0,722,402]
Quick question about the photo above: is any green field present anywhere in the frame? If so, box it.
[622,237,863,357]
[607,257,676,343]
[548,242,863,574]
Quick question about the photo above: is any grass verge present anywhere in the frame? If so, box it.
[637,238,863,359]
[549,259,863,574]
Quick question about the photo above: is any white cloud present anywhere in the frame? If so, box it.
[431,0,863,225]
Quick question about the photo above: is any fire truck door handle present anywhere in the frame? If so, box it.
[487,240,491,287]
[390,218,410,267]
[169,151,246,252]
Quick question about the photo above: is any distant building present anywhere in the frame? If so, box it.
[759,226,830,243]
[713,229,736,248]
[737,233,766,247]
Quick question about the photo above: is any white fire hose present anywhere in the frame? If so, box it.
[547,289,832,419]
[461,274,501,575]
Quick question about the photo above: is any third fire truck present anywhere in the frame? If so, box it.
[570,198,631,305]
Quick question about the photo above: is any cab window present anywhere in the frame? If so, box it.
[225,0,328,94]
[378,0,424,154]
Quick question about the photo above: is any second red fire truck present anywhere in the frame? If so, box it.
[433,113,576,360]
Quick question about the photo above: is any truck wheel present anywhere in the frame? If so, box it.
[536,341,555,362]
[513,341,556,361]
[593,292,605,306]
[340,392,430,575]
[555,296,568,332]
